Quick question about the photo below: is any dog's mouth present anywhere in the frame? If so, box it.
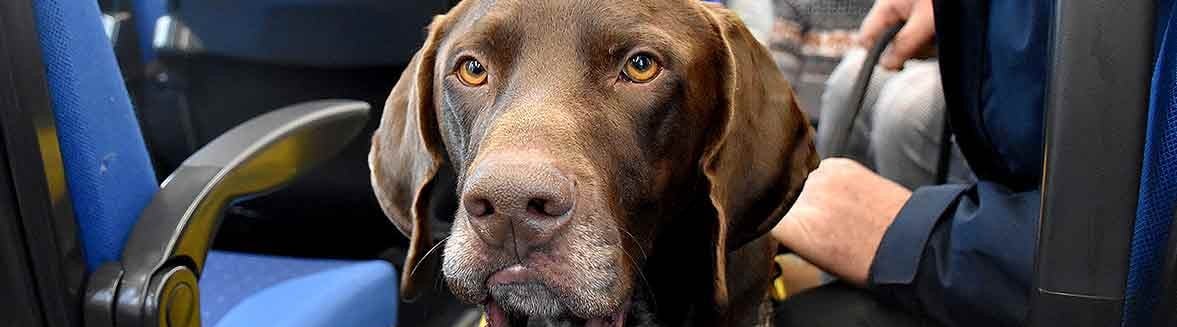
[483,300,629,327]
[482,265,630,327]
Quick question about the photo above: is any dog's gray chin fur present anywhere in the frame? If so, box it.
[488,290,660,327]
[489,283,569,318]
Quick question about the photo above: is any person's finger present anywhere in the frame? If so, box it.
[880,0,935,69]
[855,1,904,48]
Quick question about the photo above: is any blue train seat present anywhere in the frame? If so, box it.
[28,0,399,325]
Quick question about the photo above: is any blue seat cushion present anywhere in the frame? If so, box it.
[200,251,398,327]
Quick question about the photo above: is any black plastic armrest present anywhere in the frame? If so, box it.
[84,99,370,327]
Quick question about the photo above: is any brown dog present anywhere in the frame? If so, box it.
[369,0,817,325]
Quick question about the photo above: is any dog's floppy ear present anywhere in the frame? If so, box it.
[697,4,819,309]
[369,14,453,302]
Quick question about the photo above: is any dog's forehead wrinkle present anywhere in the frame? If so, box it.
[453,0,705,72]
[464,105,500,162]
[438,94,475,167]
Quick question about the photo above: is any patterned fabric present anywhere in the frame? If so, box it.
[32,0,160,270]
[1124,1,1177,324]
[721,0,872,119]
[769,0,873,119]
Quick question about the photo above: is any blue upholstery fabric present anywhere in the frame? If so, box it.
[1124,2,1177,324]
[201,251,398,327]
[32,0,160,270]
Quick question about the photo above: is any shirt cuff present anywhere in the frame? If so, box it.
[869,184,968,285]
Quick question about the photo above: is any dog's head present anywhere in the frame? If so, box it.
[369,0,816,325]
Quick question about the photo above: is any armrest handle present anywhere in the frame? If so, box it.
[105,99,369,327]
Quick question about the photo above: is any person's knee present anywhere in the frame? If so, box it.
[872,107,934,153]
[870,65,945,150]
[867,63,948,188]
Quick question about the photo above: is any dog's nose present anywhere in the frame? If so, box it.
[461,155,575,255]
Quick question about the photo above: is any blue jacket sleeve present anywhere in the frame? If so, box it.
[868,181,1039,327]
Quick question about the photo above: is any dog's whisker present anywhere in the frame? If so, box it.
[620,227,649,260]
[619,246,658,311]
[410,235,452,279]
[614,228,657,309]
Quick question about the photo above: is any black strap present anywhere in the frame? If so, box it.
[837,24,901,158]
[840,24,954,184]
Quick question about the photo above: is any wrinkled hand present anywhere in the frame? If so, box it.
[772,158,912,286]
[855,0,936,70]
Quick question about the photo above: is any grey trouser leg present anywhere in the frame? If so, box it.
[817,49,974,189]
[816,49,892,164]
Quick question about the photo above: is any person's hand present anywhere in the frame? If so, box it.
[772,158,912,286]
[855,0,936,70]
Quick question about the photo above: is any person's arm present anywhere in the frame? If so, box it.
[870,182,1037,326]
[773,159,1037,327]
[772,158,912,287]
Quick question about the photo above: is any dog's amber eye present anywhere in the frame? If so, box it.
[623,54,661,83]
[457,59,488,86]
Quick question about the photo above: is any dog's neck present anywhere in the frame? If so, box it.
[631,193,775,326]
[640,194,715,322]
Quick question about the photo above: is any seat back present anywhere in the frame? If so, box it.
[1125,1,1177,324]
[32,0,159,270]
[98,0,165,63]
[136,0,452,258]
[157,0,449,67]
[131,0,165,62]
